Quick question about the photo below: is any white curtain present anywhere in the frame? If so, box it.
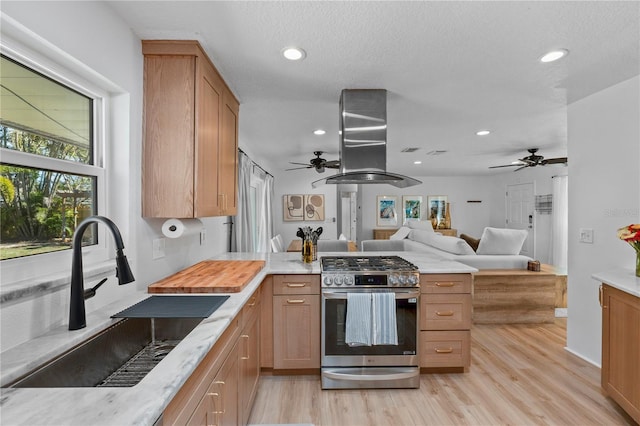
[255,169,274,253]
[551,175,568,270]
[233,151,253,252]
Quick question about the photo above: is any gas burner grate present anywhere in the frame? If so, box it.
[321,255,418,272]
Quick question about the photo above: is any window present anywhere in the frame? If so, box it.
[0,54,104,263]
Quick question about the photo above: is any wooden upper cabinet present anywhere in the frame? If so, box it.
[142,40,239,218]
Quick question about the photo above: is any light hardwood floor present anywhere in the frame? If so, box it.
[248,319,635,425]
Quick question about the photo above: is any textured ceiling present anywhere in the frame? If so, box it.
[108,1,639,176]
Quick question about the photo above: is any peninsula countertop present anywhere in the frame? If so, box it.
[0,251,476,425]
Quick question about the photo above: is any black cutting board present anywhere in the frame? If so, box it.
[112,295,230,318]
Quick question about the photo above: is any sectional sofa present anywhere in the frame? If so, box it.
[362,222,560,324]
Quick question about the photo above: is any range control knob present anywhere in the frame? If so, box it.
[323,276,333,286]
[388,274,399,286]
[343,275,354,286]
[408,274,419,286]
[334,275,344,286]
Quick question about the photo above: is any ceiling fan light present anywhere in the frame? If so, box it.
[540,49,569,63]
[282,47,306,61]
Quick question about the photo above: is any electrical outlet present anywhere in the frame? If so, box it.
[152,238,166,259]
[200,229,206,245]
[579,228,594,244]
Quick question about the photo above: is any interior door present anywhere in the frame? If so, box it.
[506,183,535,257]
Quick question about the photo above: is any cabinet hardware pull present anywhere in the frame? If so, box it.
[212,381,226,414]
[435,310,454,316]
[287,299,305,304]
[248,297,257,306]
[435,282,455,287]
[241,334,250,360]
[286,283,306,287]
[599,285,602,307]
[435,348,453,354]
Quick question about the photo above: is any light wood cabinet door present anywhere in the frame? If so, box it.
[209,343,239,426]
[273,294,320,369]
[420,293,472,331]
[194,56,222,217]
[239,305,260,425]
[218,90,239,216]
[601,284,640,423]
[420,330,470,368]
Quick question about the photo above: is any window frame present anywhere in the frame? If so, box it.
[0,41,110,285]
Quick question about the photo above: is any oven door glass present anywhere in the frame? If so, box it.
[323,291,418,357]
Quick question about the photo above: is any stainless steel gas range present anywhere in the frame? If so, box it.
[320,255,420,389]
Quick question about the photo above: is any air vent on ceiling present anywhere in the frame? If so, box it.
[401,147,420,153]
[426,150,448,156]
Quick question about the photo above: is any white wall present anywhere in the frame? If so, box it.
[0,2,229,350]
[272,169,339,245]
[566,75,640,365]
[359,176,495,241]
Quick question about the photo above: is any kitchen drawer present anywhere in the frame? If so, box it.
[420,330,470,368]
[421,293,472,330]
[420,274,472,294]
[241,286,261,329]
[273,274,320,295]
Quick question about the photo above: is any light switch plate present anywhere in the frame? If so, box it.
[152,238,166,259]
[579,228,594,244]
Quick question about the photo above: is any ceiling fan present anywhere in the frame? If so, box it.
[489,148,568,171]
[286,151,340,173]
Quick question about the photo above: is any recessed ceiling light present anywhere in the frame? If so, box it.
[313,129,326,135]
[414,161,422,165]
[476,130,491,136]
[282,47,306,61]
[540,49,569,63]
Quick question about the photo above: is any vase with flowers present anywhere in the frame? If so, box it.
[617,224,640,277]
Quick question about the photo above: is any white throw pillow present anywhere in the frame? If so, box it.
[410,229,438,245]
[406,220,435,232]
[424,234,476,255]
[476,227,528,255]
[389,226,411,240]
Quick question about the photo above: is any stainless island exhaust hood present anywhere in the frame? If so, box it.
[312,89,421,188]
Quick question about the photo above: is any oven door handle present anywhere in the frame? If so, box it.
[323,369,418,382]
[322,290,419,300]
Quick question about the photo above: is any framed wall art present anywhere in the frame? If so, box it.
[427,195,448,228]
[303,194,325,221]
[283,194,304,221]
[402,195,422,224]
[376,195,398,227]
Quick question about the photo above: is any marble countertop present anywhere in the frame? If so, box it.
[0,251,476,425]
[592,268,640,298]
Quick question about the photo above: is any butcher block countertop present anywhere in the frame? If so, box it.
[148,260,266,293]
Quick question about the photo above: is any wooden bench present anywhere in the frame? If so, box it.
[472,265,564,324]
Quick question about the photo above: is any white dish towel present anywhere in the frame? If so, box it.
[345,293,372,346]
[372,292,398,345]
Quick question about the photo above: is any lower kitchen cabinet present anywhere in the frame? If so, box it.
[272,275,320,370]
[162,288,261,426]
[601,284,640,423]
[419,274,472,370]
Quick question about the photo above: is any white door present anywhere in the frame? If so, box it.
[506,183,535,257]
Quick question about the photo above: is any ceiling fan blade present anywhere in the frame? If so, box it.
[489,164,522,169]
[285,165,312,171]
[513,165,529,172]
[289,162,311,166]
[325,160,340,168]
[543,157,568,165]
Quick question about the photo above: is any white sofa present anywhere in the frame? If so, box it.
[361,223,532,270]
